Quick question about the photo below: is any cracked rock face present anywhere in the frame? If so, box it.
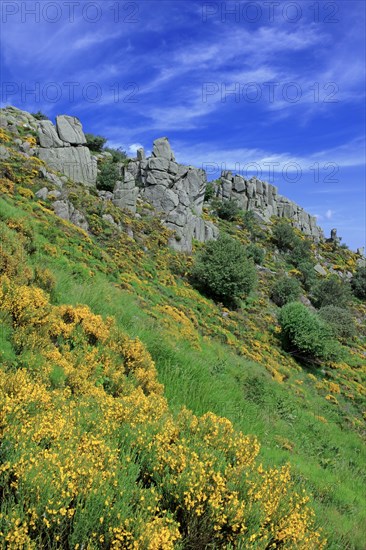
[56,115,87,145]
[38,147,97,187]
[35,115,97,187]
[214,173,323,241]
[0,107,325,254]
[111,137,324,252]
[112,138,215,252]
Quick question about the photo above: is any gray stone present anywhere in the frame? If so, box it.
[314,264,327,276]
[56,115,86,145]
[38,146,97,186]
[113,174,139,213]
[148,157,170,172]
[232,175,246,193]
[102,214,117,226]
[37,120,65,148]
[35,187,50,200]
[144,186,179,213]
[148,170,171,186]
[357,247,365,257]
[53,200,71,221]
[0,145,9,160]
[98,190,114,201]
[70,208,89,231]
[137,147,145,161]
[152,137,175,161]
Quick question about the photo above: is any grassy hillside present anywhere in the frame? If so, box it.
[0,126,365,549]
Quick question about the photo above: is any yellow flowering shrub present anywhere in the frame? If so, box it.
[0,193,326,549]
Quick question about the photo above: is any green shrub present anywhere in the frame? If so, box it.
[297,261,317,291]
[242,211,256,232]
[351,266,366,300]
[31,110,49,121]
[278,302,341,362]
[97,161,120,192]
[289,239,312,266]
[104,147,128,163]
[319,306,356,341]
[246,243,265,265]
[216,200,241,221]
[272,221,297,251]
[191,234,256,307]
[204,181,215,201]
[271,276,301,307]
[312,275,352,308]
[85,133,107,153]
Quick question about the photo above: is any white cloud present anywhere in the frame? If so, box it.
[326,209,333,220]
[128,143,144,155]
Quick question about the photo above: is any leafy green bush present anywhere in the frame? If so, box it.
[297,261,317,291]
[216,200,241,221]
[271,276,301,307]
[85,133,107,153]
[246,243,265,265]
[104,147,128,163]
[242,211,256,231]
[289,239,312,266]
[191,234,256,307]
[31,110,49,121]
[272,221,297,251]
[204,182,215,201]
[96,161,120,192]
[351,266,366,300]
[312,275,352,308]
[278,302,341,362]
[319,305,356,341]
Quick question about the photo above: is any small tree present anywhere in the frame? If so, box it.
[271,276,301,307]
[272,221,297,251]
[191,234,256,307]
[312,275,352,308]
[97,161,120,192]
[319,306,356,341]
[104,147,128,163]
[216,200,242,221]
[351,266,366,300]
[246,243,265,265]
[297,260,317,292]
[278,302,340,362]
[204,182,215,202]
[85,133,107,153]
[31,110,49,121]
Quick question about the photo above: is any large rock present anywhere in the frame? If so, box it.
[56,115,86,145]
[215,170,324,241]
[53,200,88,230]
[152,137,175,161]
[113,171,139,213]
[38,146,97,186]
[0,145,10,160]
[314,264,327,276]
[37,120,65,148]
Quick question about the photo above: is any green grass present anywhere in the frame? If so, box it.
[0,169,365,548]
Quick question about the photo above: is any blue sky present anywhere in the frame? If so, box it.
[1,0,365,248]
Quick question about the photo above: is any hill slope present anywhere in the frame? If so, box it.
[0,120,365,549]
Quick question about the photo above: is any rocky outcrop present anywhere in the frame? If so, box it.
[37,120,65,148]
[113,171,139,214]
[0,106,325,253]
[56,115,87,145]
[0,107,97,187]
[214,172,323,240]
[113,138,218,252]
[38,146,97,188]
[36,115,97,187]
